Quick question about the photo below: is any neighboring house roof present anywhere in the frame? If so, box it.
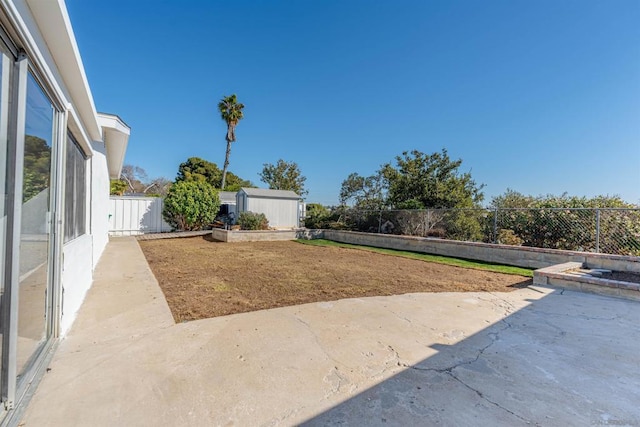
[219,191,237,204]
[239,188,300,199]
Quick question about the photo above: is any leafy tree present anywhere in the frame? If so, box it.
[176,157,220,184]
[223,174,252,192]
[338,149,485,240]
[303,203,330,228]
[162,181,220,231]
[382,149,484,209]
[176,157,252,191]
[259,159,307,197]
[110,179,127,196]
[339,172,386,210]
[23,135,51,202]
[218,94,245,190]
[340,149,484,210]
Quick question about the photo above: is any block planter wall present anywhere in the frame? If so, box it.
[322,230,640,273]
[211,228,322,243]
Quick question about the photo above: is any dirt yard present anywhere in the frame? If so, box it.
[139,236,532,322]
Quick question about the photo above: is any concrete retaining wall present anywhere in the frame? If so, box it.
[322,230,640,272]
[211,228,323,243]
[533,262,640,302]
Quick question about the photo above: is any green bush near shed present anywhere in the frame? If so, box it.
[163,181,220,231]
[238,211,269,230]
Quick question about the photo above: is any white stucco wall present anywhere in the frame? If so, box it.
[90,142,110,266]
[60,233,93,334]
[58,142,111,335]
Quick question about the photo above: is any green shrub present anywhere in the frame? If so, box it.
[162,181,220,231]
[303,203,331,229]
[110,179,127,196]
[497,229,523,246]
[238,211,269,230]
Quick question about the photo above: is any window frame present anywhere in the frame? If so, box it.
[63,132,87,243]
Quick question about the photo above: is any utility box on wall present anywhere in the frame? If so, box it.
[235,188,301,228]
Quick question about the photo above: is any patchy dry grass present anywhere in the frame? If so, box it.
[139,236,532,322]
[297,239,535,277]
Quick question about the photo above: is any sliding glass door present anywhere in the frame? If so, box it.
[0,40,12,404]
[0,29,62,417]
[16,73,54,380]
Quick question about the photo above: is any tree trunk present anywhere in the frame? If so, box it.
[221,139,232,190]
[221,122,237,190]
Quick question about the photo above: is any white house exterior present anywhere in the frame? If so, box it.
[236,188,301,229]
[0,0,129,422]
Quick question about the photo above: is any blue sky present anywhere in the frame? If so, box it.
[67,0,640,205]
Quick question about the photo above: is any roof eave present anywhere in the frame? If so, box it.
[25,0,102,141]
[98,113,130,179]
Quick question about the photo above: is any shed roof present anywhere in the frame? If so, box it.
[240,188,300,199]
[219,191,237,204]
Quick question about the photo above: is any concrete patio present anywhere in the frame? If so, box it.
[21,237,640,426]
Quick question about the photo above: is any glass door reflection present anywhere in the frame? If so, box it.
[16,73,53,378]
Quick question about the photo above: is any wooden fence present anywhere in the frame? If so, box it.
[108,196,172,236]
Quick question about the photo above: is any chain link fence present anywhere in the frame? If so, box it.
[333,208,640,256]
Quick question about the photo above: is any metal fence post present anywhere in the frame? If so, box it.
[493,209,498,243]
[595,209,600,253]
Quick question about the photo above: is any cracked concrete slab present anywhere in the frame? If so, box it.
[21,238,640,426]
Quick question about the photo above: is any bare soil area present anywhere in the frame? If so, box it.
[571,269,640,284]
[602,271,640,284]
[139,236,531,322]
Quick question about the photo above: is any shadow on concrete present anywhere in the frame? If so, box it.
[300,288,640,426]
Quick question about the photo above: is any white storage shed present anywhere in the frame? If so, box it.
[236,188,301,228]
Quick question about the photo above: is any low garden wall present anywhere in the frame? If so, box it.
[211,228,322,243]
[533,262,640,301]
[208,227,639,273]
[322,230,640,273]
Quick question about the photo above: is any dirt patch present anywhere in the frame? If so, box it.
[569,269,640,284]
[605,271,640,284]
[139,236,532,322]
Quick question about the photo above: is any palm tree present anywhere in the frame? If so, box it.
[218,94,245,190]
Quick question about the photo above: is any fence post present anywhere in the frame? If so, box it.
[493,209,498,243]
[595,209,600,253]
[378,210,382,233]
